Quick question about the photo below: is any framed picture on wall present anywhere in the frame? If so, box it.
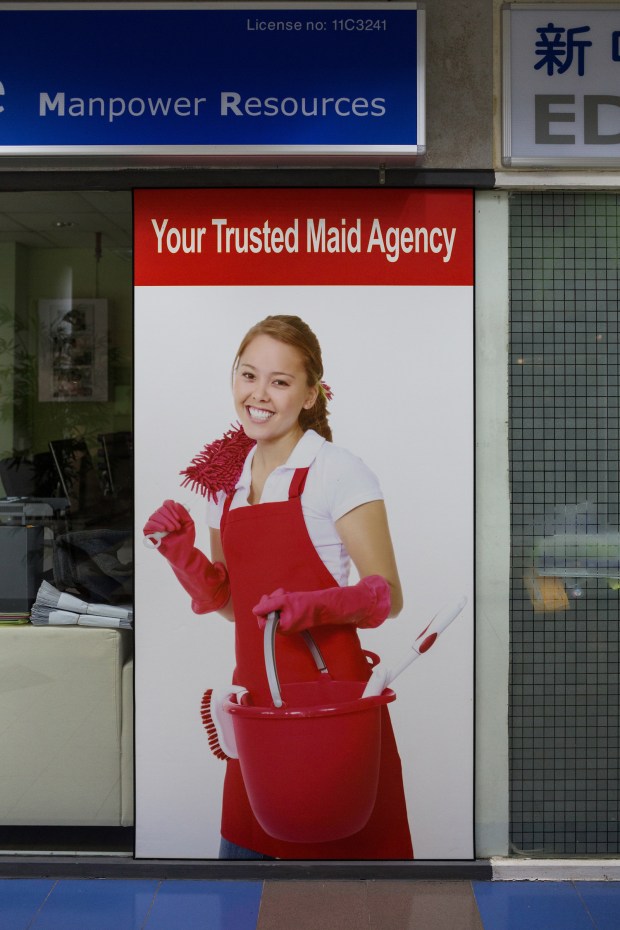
[38,298,108,402]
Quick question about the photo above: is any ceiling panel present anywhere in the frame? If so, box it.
[0,191,133,250]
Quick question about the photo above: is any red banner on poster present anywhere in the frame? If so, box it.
[134,189,473,286]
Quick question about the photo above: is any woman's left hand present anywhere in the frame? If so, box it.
[252,576,391,633]
[252,588,288,627]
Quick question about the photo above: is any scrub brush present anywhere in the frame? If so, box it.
[200,686,246,760]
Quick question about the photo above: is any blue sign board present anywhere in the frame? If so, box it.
[0,2,424,160]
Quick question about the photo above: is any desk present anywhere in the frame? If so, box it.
[0,625,133,826]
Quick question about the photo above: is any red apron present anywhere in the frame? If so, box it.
[219,466,413,859]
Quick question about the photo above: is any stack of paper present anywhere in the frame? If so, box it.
[30,581,133,630]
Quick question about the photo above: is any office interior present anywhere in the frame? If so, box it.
[0,193,134,853]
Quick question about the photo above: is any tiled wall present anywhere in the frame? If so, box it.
[509,192,620,855]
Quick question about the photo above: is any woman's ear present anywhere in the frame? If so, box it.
[303,385,319,410]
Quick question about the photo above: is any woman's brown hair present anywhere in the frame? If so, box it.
[233,315,332,441]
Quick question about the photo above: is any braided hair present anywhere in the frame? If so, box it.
[233,315,332,442]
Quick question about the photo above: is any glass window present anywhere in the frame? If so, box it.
[0,191,133,849]
[510,191,620,856]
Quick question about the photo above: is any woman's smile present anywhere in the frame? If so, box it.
[247,405,274,423]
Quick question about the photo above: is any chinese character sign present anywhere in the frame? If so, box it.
[534,22,592,77]
[504,6,620,164]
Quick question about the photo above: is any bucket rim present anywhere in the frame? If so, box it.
[223,684,395,720]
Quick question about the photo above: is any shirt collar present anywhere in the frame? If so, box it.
[285,429,326,467]
[235,429,325,491]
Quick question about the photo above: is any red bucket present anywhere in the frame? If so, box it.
[224,616,394,844]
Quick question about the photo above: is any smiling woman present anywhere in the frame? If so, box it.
[233,335,318,445]
[231,316,330,448]
[142,313,412,861]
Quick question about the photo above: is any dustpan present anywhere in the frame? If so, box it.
[223,614,394,844]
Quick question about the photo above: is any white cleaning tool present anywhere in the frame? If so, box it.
[362,596,468,698]
[143,530,168,549]
[143,506,191,548]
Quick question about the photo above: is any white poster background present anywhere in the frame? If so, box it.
[135,283,474,859]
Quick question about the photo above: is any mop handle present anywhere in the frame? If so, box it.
[362,596,468,698]
[387,596,469,684]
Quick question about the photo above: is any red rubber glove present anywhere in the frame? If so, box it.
[143,500,229,614]
[252,575,391,633]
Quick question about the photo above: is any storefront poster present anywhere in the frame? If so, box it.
[134,188,474,859]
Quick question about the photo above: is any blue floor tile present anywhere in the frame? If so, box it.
[0,879,56,930]
[29,879,159,930]
[575,882,620,930]
[145,881,262,930]
[4,875,618,930]
[472,881,596,930]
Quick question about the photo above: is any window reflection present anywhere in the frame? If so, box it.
[510,191,620,857]
[0,191,134,847]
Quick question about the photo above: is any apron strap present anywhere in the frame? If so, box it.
[288,467,310,500]
[222,492,234,522]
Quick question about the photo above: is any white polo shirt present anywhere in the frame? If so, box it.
[207,429,383,585]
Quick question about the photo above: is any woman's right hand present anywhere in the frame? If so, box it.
[143,500,195,558]
[143,500,230,614]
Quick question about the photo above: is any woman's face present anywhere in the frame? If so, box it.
[233,334,318,444]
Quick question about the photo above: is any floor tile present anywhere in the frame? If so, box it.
[0,879,56,930]
[367,880,484,930]
[145,880,262,930]
[257,880,368,930]
[575,882,620,930]
[473,881,596,930]
[29,879,159,930]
